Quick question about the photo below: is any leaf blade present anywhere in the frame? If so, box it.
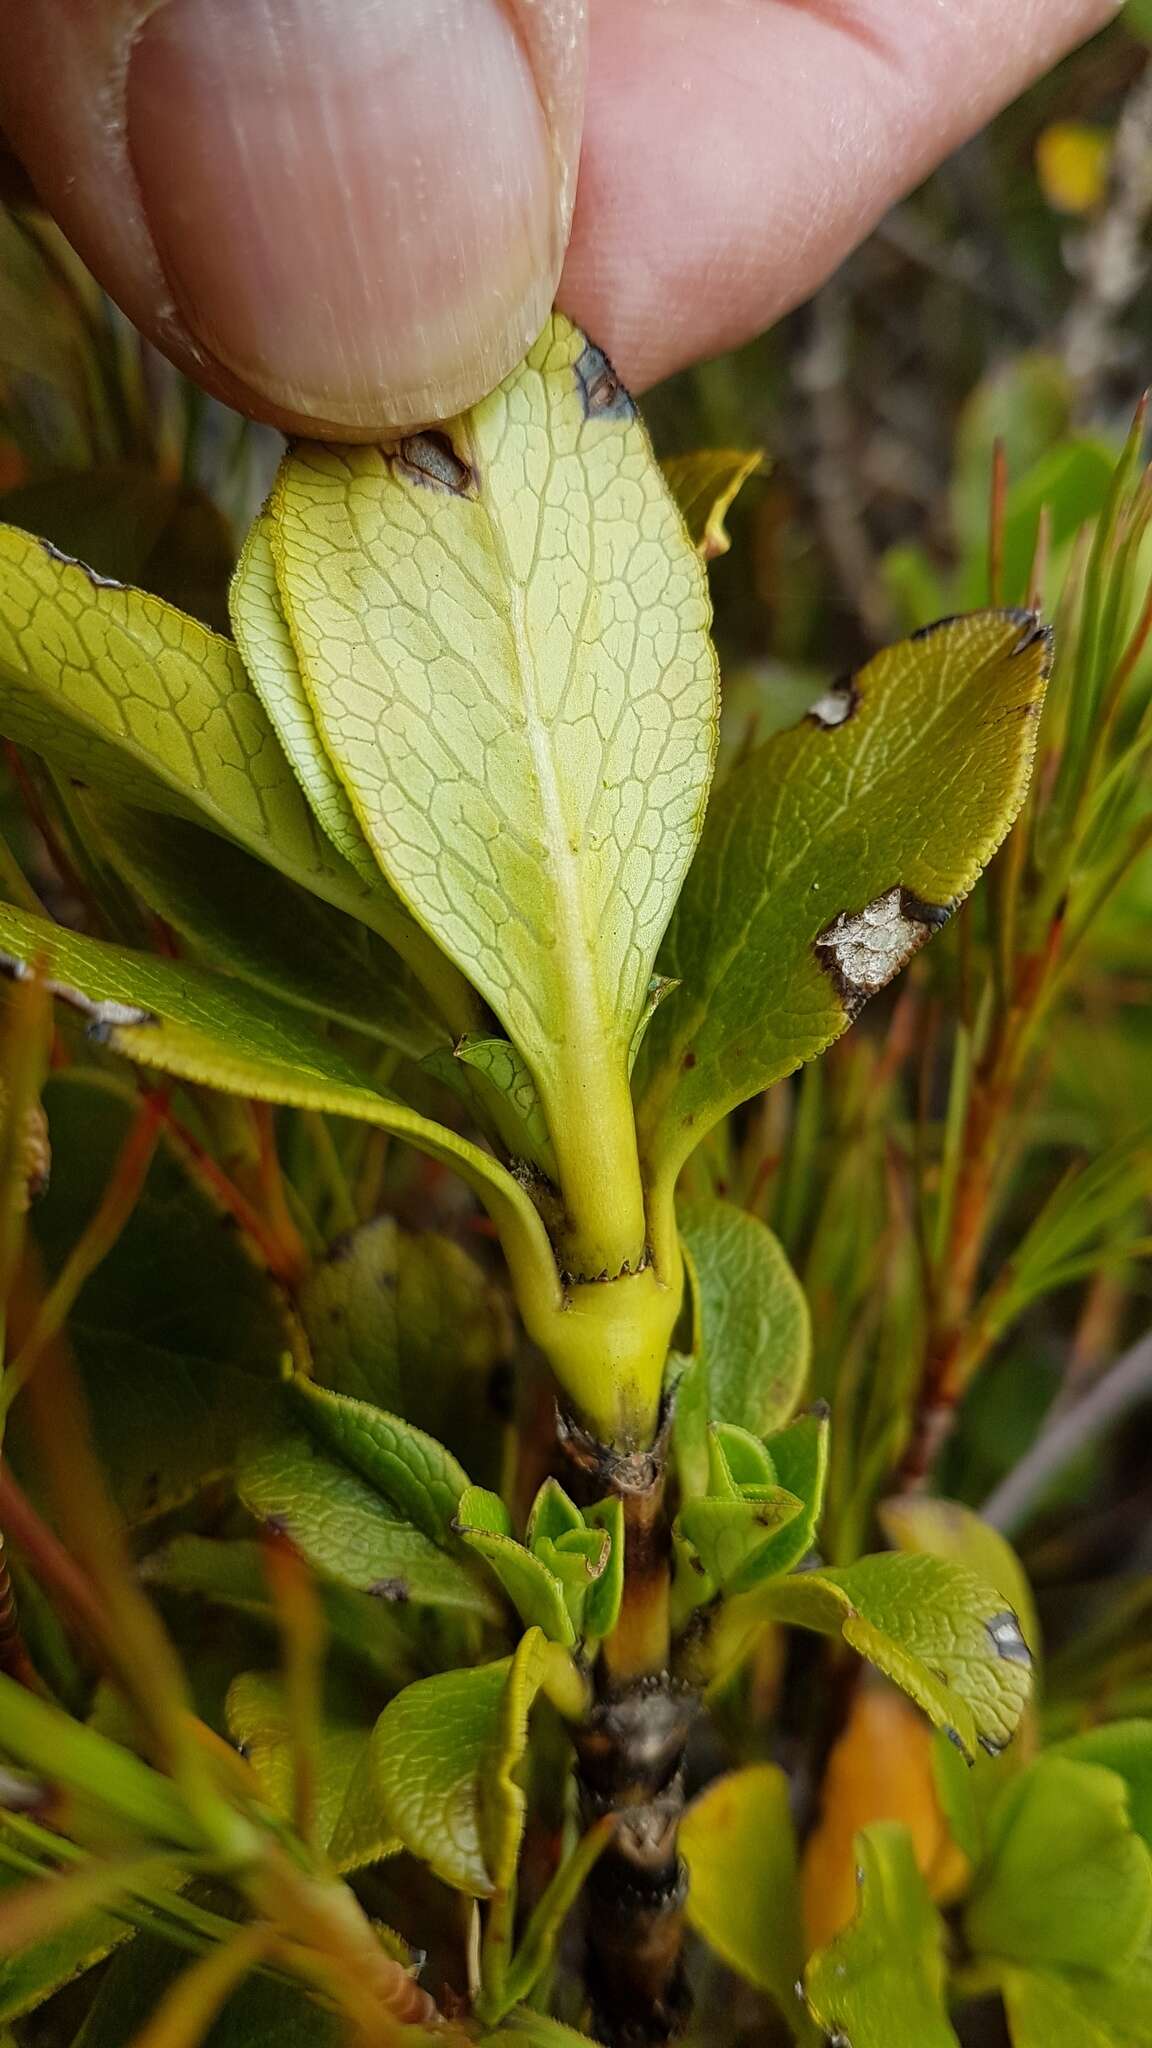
[638,611,1051,1186]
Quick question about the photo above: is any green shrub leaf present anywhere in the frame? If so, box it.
[0,523,383,934]
[286,1378,470,1545]
[371,1630,554,1897]
[225,1670,399,1871]
[238,1435,500,1621]
[880,1496,1041,1664]
[728,1552,1032,1759]
[0,901,559,1302]
[637,612,1051,1192]
[1049,1722,1152,1852]
[805,1823,960,2047]
[456,1489,573,1645]
[661,449,762,561]
[681,1763,815,2041]
[269,313,717,1264]
[999,1958,1152,2048]
[679,1197,810,1478]
[92,799,444,1060]
[965,1758,1152,1976]
[229,516,383,887]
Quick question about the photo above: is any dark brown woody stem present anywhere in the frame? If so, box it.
[558,1406,697,2044]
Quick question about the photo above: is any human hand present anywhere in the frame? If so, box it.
[0,0,1121,441]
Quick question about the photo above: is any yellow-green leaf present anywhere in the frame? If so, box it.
[724,1552,1032,1761]
[966,1759,1152,1978]
[805,1824,960,2048]
[661,449,762,561]
[879,1496,1041,1665]
[1000,1959,1152,2048]
[225,1671,399,1872]
[0,901,559,1314]
[270,313,718,1268]
[681,1764,816,2041]
[229,516,383,886]
[637,611,1051,1196]
[0,524,370,930]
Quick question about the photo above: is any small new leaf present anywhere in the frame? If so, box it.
[678,1198,810,1493]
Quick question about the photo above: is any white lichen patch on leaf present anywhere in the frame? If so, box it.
[815,887,948,1013]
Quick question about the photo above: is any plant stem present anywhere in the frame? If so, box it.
[558,1404,694,2044]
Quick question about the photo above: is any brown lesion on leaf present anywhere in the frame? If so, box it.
[38,538,125,591]
[574,341,635,423]
[393,430,475,497]
[815,885,952,1018]
[807,675,861,729]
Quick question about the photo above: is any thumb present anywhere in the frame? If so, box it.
[0,0,586,439]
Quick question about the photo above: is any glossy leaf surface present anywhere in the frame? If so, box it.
[728,1551,1032,1759]
[637,612,1051,1187]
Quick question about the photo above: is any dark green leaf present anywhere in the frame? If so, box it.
[637,614,1051,1194]
[92,799,444,1060]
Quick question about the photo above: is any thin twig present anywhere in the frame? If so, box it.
[982,1325,1152,1535]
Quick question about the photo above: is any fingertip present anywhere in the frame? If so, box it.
[0,0,587,437]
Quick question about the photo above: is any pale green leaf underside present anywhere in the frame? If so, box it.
[270,313,718,1108]
[805,1824,959,2048]
[0,523,381,932]
[0,903,557,1303]
[638,611,1050,1183]
[229,516,382,887]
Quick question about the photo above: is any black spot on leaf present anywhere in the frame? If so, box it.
[814,886,952,1017]
[369,1577,410,1603]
